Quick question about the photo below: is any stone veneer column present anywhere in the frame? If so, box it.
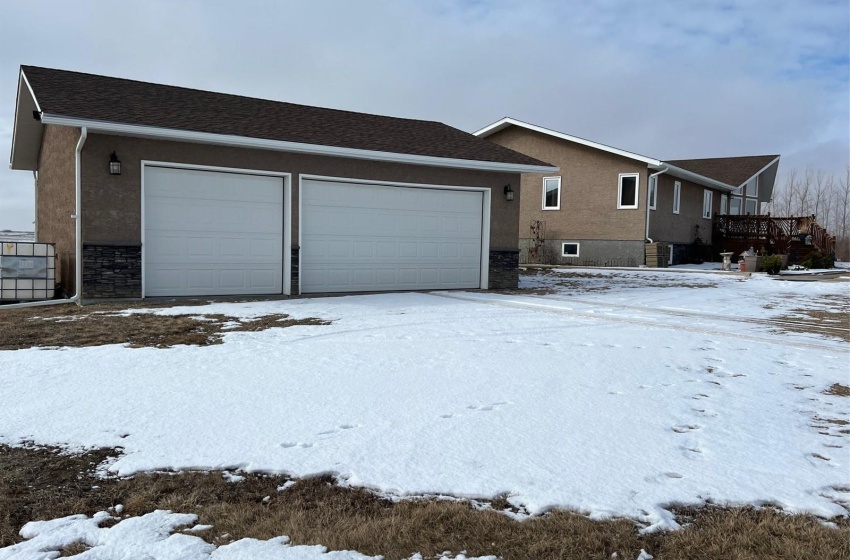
[488,248,519,289]
[82,243,142,299]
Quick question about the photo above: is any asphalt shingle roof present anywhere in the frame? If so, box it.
[666,155,779,187]
[22,65,550,167]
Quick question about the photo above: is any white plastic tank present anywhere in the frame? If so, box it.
[0,242,57,301]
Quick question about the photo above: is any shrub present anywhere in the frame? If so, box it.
[801,251,835,269]
[762,254,783,275]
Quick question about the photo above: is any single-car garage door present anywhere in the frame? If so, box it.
[144,166,284,297]
[301,179,484,293]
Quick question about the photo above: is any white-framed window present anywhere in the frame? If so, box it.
[745,198,758,215]
[618,173,639,209]
[648,176,657,210]
[732,184,744,196]
[561,242,580,257]
[745,177,758,198]
[542,176,561,210]
[673,181,681,214]
[730,196,742,215]
[720,194,728,215]
[702,189,713,219]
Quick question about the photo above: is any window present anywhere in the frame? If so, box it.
[648,176,657,210]
[745,177,758,198]
[673,181,681,214]
[618,173,639,209]
[702,189,713,219]
[732,185,744,196]
[720,194,728,215]
[730,197,742,215]
[745,198,758,215]
[668,244,674,265]
[542,177,560,210]
[561,242,580,257]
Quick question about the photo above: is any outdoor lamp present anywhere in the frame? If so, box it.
[109,152,122,175]
[504,184,514,201]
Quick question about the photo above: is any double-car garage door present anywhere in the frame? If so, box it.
[143,166,484,297]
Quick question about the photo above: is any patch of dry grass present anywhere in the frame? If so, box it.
[825,384,850,397]
[0,302,328,350]
[2,445,848,559]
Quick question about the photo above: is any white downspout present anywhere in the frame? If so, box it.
[1,127,86,310]
[645,166,668,243]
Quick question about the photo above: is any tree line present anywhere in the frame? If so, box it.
[765,167,850,261]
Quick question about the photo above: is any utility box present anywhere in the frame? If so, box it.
[645,242,669,268]
[0,242,57,302]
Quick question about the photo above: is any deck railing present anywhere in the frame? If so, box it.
[713,214,836,257]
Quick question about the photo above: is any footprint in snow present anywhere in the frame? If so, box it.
[672,424,701,433]
[682,445,704,458]
[691,408,718,418]
[318,424,359,435]
[645,472,684,483]
[440,414,454,419]
[280,442,313,449]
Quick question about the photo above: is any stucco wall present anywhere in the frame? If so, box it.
[35,125,79,295]
[80,133,519,250]
[650,174,720,245]
[485,127,648,244]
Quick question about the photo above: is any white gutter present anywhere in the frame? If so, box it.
[1,127,86,310]
[38,114,559,174]
[662,163,736,193]
[645,167,668,243]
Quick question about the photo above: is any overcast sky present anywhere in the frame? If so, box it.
[1,0,848,231]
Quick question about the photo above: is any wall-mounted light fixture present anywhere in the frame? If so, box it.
[503,184,514,201]
[109,152,122,175]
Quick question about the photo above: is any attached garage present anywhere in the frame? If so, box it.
[300,178,487,293]
[12,66,558,300]
[143,165,285,297]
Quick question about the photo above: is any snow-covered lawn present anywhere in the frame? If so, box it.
[0,269,847,533]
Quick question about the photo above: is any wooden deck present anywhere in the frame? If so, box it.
[712,215,836,263]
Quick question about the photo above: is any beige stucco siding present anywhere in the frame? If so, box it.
[35,125,79,294]
[650,174,721,245]
[485,127,647,242]
[79,132,520,249]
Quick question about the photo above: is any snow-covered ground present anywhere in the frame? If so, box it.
[0,269,847,534]
[0,230,34,242]
[0,510,494,560]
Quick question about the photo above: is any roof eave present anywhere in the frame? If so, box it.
[37,114,558,174]
[9,68,44,171]
[662,163,737,192]
[474,117,662,167]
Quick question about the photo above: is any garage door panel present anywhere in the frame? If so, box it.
[301,180,483,293]
[144,166,283,297]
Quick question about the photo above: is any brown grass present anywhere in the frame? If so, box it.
[825,384,850,397]
[0,302,328,350]
[2,445,848,559]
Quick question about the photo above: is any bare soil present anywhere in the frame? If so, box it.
[0,301,328,350]
[1,445,848,559]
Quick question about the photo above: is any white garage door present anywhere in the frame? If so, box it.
[301,179,484,293]
[144,166,283,297]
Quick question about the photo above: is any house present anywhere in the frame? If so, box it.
[474,118,780,266]
[9,67,557,300]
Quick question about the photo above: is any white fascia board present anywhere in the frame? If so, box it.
[10,70,44,170]
[38,114,559,174]
[734,156,781,189]
[663,164,736,192]
[473,117,662,167]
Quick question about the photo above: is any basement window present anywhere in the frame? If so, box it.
[618,173,639,209]
[561,242,580,257]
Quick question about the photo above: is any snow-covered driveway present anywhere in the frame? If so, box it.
[1,269,848,530]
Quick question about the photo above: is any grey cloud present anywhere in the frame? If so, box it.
[0,0,846,231]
